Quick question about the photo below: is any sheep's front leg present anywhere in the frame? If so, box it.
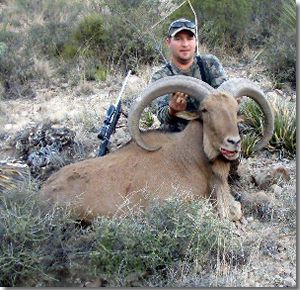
[210,160,242,221]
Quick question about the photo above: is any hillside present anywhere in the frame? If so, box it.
[0,56,296,287]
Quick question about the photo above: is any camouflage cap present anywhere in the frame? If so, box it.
[167,18,196,37]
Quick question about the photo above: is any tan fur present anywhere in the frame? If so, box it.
[40,93,242,221]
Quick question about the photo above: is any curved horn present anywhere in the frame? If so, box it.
[128,75,215,151]
[217,78,274,152]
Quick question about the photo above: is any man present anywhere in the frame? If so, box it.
[151,18,228,132]
[151,18,239,181]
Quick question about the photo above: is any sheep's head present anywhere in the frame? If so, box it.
[128,75,274,156]
[200,92,242,161]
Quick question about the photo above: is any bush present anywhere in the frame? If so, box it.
[0,0,84,98]
[169,0,257,52]
[241,132,259,158]
[0,177,74,286]
[71,14,108,53]
[98,0,162,70]
[262,0,296,86]
[0,29,36,99]
[263,33,295,87]
[87,196,243,286]
[28,22,73,57]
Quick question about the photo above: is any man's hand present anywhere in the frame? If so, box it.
[169,92,188,116]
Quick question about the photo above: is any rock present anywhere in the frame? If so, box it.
[283,276,296,287]
[259,239,280,256]
[272,165,290,181]
[252,165,290,189]
[266,91,278,99]
[239,191,273,220]
[82,279,103,287]
[275,89,284,96]
[0,161,31,192]
[4,124,13,130]
[246,216,254,223]
[271,184,282,195]
[12,122,82,180]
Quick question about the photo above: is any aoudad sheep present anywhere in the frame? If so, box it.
[40,75,274,221]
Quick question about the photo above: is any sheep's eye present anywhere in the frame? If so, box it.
[201,108,208,113]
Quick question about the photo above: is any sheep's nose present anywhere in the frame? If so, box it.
[226,136,241,146]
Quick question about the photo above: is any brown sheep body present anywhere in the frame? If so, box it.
[41,92,242,221]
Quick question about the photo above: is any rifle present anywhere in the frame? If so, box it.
[97,70,132,157]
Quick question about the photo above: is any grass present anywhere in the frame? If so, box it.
[140,110,155,128]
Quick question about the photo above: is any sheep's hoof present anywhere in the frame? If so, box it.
[229,200,243,221]
[218,198,243,222]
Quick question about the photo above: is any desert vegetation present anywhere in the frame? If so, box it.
[0,0,296,287]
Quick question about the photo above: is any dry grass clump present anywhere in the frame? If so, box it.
[271,180,296,230]
[0,176,74,286]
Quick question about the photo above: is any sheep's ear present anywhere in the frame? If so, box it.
[236,96,243,104]
[237,114,245,123]
[175,111,201,120]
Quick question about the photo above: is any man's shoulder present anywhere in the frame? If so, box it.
[199,54,225,75]
[198,54,227,87]
[199,54,222,66]
[151,64,173,82]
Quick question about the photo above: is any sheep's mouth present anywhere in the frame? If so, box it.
[220,147,239,160]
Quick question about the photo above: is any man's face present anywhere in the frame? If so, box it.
[166,30,196,63]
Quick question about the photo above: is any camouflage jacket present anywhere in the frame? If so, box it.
[151,54,228,132]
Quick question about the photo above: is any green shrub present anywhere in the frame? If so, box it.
[241,132,259,158]
[98,0,161,70]
[263,33,296,87]
[71,14,107,53]
[0,0,84,98]
[262,0,296,86]
[168,0,253,52]
[83,64,108,82]
[28,22,73,57]
[0,29,36,99]
[239,98,263,158]
[140,110,155,128]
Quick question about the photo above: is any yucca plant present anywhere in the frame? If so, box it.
[140,109,155,129]
[239,95,296,158]
[241,132,259,158]
[240,98,264,134]
[269,96,296,156]
[281,0,296,33]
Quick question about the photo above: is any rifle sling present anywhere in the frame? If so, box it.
[166,55,209,84]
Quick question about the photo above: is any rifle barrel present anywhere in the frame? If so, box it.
[115,70,132,105]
